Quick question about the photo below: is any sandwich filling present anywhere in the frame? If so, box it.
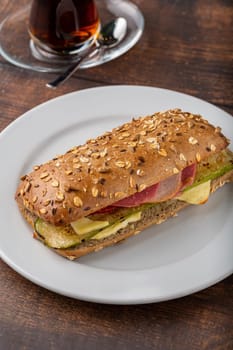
[35,149,233,250]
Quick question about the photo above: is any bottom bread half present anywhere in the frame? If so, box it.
[19,170,233,260]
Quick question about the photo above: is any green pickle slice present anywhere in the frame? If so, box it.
[185,149,233,191]
[35,219,81,249]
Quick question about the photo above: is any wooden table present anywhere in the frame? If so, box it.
[1,1,232,349]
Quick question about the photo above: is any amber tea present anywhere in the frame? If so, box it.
[29,0,100,55]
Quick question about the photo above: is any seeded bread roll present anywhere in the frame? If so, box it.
[15,109,229,225]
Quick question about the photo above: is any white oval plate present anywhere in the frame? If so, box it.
[0,86,232,304]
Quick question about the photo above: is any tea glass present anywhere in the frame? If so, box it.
[28,0,100,60]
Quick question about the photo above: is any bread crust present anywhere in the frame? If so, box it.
[15,109,229,225]
[20,170,233,260]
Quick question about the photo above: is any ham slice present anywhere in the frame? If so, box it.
[114,174,181,207]
[114,164,196,208]
[180,163,196,189]
[113,183,159,207]
[152,173,181,202]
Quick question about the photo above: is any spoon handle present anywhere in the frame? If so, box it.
[46,46,98,89]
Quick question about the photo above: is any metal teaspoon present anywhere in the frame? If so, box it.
[46,17,127,89]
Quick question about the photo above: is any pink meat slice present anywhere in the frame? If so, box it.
[113,183,159,207]
[180,163,196,189]
[113,164,197,208]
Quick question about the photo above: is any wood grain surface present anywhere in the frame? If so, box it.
[0,1,233,349]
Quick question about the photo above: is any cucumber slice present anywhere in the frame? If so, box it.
[185,149,233,191]
[35,219,81,249]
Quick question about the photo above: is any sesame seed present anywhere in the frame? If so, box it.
[169,144,176,152]
[114,192,125,199]
[146,137,157,143]
[98,167,111,173]
[44,199,51,206]
[188,136,198,145]
[73,196,83,207]
[65,170,73,175]
[100,148,108,157]
[32,196,38,203]
[115,160,126,168]
[121,132,130,138]
[179,153,186,161]
[92,152,100,159]
[39,208,47,215]
[92,178,99,185]
[196,152,201,162]
[92,186,99,197]
[150,143,160,150]
[173,167,179,174]
[210,144,216,151]
[158,149,167,157]
[139,184,146,191]
[79,155,89,163]
[100,190,108,198]
[24,182,31,192]
[136,169,145,176]
[187,121,194,129]
[125,161,131,169]
[129,176,135,188]
[128,141,137,148]
[51,180,59,187]
[215,127,221,133]
[56,191,65,202]
[144,119,154,125]
[40,172,49,179]
[73,163,82,169]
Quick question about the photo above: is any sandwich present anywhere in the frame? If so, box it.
[15,109,233,260]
